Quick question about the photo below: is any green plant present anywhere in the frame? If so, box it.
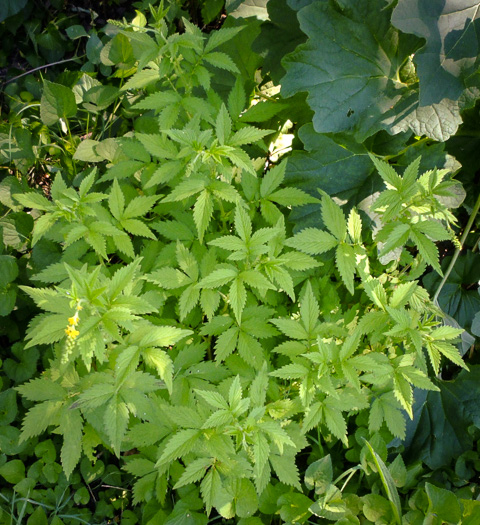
[2,1,480,524]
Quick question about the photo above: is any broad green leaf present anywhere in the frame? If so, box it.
[40,80,77,126]
[0,0,27,22]
[424,483,461,524]
[404,367,480,470]
[423,252,480,332]
[392,1,480,107]
[0,459,25,485]
[302,402,323,433]
[0,255,18,287]
[227,77,247,119]
[281,1,414,140]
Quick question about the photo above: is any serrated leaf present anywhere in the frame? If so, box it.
[142,348,173,393]
[270,363,309,379]
[194,190,213,243]
[123,195,158,219]
[270,318,308,340]
[16,378,66,402]
[14,190,54,212]
[104,397,130,457]
[335,243,356,294]
[269,454,301,490]
[268,187,318,206]
[410,229,442,275]
[205,26,245,53]
[228,126,273,147]
[20,401,63,442]
[215,103,231,145]
[204,51,239,73]
[241,270,276,291]
[157,429,201,466]
[179,284,200,320]
[139,325,192,348]
[108,179,125,220]
[229,277,246,323]
[301,283,320,332]
[209,235,245,252]
[162,178,206,202]
[174,457,213,489]
[195,390,229,410]
[323,402,347,441]
[148,267,191,289]
[214,326,239,362]
[321,194,347,241]
[347,208,362,243]
[285,228,338,254]
[59,407,83,479]
[235,205,252,242]
[200,268,237,288]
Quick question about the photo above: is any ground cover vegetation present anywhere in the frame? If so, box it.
[1,0,480,523]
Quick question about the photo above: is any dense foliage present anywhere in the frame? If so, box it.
[1,1,480,524]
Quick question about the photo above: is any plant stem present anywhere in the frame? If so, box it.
[3,56,85,85]
[433,191,480,305]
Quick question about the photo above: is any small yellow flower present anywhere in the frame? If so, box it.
[68,316,79,326]
[65,325,80,339]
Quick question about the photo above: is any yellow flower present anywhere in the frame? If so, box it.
[65,325,80,339]
[68,316,79,326]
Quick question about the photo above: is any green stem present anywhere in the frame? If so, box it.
[433,191,480,305]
